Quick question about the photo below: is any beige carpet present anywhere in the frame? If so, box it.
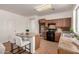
[36,39,58,54]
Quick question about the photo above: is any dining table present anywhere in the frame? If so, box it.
[10,33,35,54]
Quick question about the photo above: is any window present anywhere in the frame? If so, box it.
[73,5,79,35]
[75,6,79,33]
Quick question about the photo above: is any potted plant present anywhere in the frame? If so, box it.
[70,27,73,33]
[25,29,29,35]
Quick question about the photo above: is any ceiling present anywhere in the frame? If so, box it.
[0,4,75,16]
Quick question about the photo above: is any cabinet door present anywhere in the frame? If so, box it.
[56,19,63,27]
[56,18,71,28]
[56,20,59,27]
[35,35,40,50]
[63,18,71,27]
[66,18,71,27]
[55,32,61,42]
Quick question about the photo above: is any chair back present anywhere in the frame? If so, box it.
[15,36,22,47]
[10,38,16,43]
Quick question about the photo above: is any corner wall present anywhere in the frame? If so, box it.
[28,10,73,34]
[0,10,28,43]
[39,10,73,19]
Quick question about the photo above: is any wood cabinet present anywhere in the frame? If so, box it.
[55,32,61,42]
[56,19,63,27]
[63,18,71,27]
[56,18,71,28]
[35,35,40,50]
[39,18,71,40]
[39,18,71,31]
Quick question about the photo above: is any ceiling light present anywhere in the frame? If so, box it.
[35,4,53,12]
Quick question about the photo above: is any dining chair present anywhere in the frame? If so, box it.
[0,43,5,54]
[14,36,31,54]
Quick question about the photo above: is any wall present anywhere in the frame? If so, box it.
[0,9,73,53]
[28,10,73,34]
[39,10,73,20]
[30,16,39,34]
[73,5,79,33]
[73,5,79,35]
[27,16,39,34]
[0,10,28,43]
[0,10,35,53]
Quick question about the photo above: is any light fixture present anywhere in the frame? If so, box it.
[35,4,53,12]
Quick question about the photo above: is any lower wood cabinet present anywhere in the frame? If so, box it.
[35,35,40,50]
[55,32,61,42]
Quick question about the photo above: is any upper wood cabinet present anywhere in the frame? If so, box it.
[39,18,71,32]
[56,18,71,28]
[56,19,63,27]
[63,18,71,27]
[39,19,46,23]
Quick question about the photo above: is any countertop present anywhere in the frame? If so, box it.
[58,33,79,53]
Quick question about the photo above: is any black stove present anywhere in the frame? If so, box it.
[46,29,56,41]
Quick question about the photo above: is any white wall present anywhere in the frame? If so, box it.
[0,9,73,43]
[73,5,79,35]
[39,10,73,20]
[0,10,28,43]
[30,16,39,34]
[0,9,73,53]
[28,10,73,34]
